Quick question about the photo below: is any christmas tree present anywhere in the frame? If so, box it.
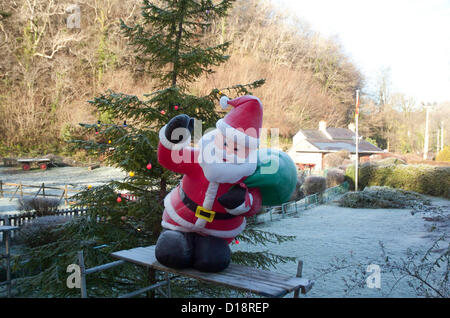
[14,0,295,297]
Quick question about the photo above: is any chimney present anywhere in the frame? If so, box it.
[319,120,327,132]
[348,123,355,132]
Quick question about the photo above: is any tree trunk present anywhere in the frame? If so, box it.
[172,0,186,87]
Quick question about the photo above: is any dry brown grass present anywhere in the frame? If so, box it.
[0,0,362,154]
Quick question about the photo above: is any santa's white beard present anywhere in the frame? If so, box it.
[198,130,257,184]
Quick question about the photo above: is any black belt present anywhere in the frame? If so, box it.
[179,187,237,221]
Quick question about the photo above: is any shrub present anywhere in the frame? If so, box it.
[290,173,306,201]
[338,186,431,209]
[17,215,71,247]
[18,197,60,216]
[323,150,350,168]
[345,164,450,198]
[436,146,450,162]
[326,168,345,188]
[302,176,326,196]
[376,157,407,165]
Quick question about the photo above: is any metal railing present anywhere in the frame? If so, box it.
[248,181,349,224]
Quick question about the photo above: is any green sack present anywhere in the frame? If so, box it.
[244,148,297,206]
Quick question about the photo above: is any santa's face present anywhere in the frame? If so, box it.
[198,129,257,183]
[213,130,251,162]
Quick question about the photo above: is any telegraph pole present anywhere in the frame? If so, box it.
[355,89,360,192]
[441,121,444,151]
[423,103,437,160]
[423,104,431,160]
[437,129,440,153]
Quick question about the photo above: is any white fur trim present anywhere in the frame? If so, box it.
[216,119,259,148]
[225,193,253,216]
[202,182,219,210]
[163,187,246,238]
[164,189,195,230]
[159,125,192,150]
[220,96,230,109]
[202,218,247,238]
[161,221,192,233]
[194,181,219,229]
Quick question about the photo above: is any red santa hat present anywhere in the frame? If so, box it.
[216,95,263,149]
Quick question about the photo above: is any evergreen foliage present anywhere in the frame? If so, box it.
[345,163,450,198]
[436,146,450,162]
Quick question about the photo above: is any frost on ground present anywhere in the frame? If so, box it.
[0,166,127,215]
[338,186,432,209]
[232,195,449,298]
[1,166,448,297]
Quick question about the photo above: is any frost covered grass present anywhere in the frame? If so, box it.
[0,166,127,215]
[18,197,60,216]
[17,215,72,248]
[231,195,449,297]
[338,186,431,209]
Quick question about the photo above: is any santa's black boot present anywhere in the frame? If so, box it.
[192,234,231,272]
[155,230,194,269]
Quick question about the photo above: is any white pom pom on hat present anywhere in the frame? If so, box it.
[216,95,263,149]
[220,95,230,109]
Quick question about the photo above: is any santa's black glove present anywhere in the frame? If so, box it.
[165,114,194,144]
[218,185,247,210]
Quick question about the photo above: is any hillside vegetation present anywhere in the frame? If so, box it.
[0,0,362,155]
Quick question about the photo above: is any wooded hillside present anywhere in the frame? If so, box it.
[1,0,445,156]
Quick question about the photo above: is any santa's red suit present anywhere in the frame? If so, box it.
[158,131,262,243]
[157,95,264,244]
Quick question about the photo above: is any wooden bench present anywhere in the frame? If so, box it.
[78,245,314,298]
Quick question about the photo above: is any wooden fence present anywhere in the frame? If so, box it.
[0,180,79,205]
[0,207,88,241]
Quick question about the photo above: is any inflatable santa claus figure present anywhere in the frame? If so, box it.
[155,95,296,272]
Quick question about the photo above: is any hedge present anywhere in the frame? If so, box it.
[436,146,450,162]
[345,163,450,198]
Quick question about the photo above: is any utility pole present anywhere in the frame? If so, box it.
[423,104,431,160]
[437,129,440,153]
[441,120,444,151]
[423,102,437,160]
[355,89,360,192]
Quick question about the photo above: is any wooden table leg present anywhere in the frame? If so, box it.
[147,267,156,298]
[293,260,303,298]
[5,230,11,298]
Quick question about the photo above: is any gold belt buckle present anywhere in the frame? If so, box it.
[195,206,216,223]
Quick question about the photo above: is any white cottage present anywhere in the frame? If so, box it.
[288,121,384,172]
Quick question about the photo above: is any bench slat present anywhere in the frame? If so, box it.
[120,246,300,289]
[111,245,312,298]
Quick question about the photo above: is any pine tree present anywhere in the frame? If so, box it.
[13,0,295,297]
[70,0,264,243]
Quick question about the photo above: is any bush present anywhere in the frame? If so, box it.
[290,172,306,201]
[323,150,350,169]
[338,186,431,209]
[376,157,407,165]
[345,164,450,198]
[326,168,345,188]
[18,197,60,216]
[17,215,71,247]
[436,146,450,162]
[302,176,326,196]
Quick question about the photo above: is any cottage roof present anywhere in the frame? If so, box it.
[292,126,383,154]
